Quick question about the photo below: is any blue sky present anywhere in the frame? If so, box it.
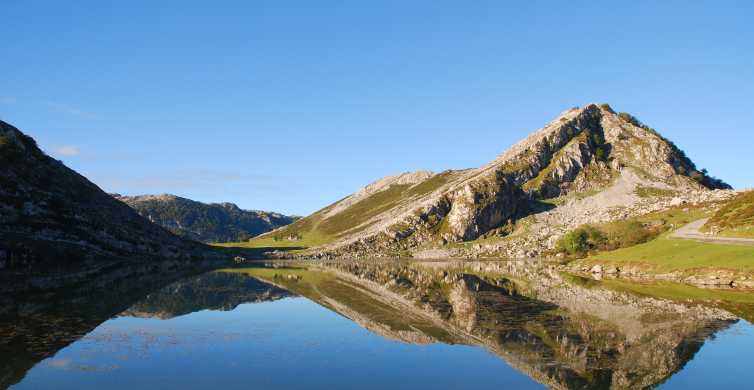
[1,1,752,215]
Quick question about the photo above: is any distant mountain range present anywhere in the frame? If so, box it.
[114,194,297,243]
[258,103,731,259]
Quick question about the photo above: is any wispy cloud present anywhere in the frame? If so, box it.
[92,171,274,193]
[0,97,17,105]
[46,102,95,119]
[56,145,81,157]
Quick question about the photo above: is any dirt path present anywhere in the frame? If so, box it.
[671,218,754,246]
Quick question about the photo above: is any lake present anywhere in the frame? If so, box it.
[4,260,754,389]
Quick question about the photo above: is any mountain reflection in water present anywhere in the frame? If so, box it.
[3,259,754,390]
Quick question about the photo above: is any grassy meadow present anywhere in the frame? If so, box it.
[581,236,754,273]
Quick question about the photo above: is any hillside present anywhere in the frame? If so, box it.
[702,190,754,238]
[114,194,297,243]
[0,120,214,277]
[245,104,732,259]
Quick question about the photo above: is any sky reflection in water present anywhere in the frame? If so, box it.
[8,263,754,390]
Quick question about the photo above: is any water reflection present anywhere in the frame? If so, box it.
[235,260,740,389]
[121,271,292,319]
[2,259,753,389]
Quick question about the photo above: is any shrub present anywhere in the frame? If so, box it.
[557,220,659,257]
[605,220,652,249]
[557,225,605,255]
[618,112,644,127]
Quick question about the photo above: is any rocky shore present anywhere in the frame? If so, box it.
[565,262,754,289]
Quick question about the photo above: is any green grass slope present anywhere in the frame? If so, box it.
[569,195,754,276]
[220,171,458,251]
[582,236,754,273]
[703,190,754,238]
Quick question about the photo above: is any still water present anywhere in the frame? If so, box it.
[4,260,754,389]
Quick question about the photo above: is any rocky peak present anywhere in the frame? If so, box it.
[114,193,180,203]
[478,103,728,198]
[216,202,242,212]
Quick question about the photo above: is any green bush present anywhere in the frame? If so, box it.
[618,112,644,127]
[558,220,659,257]
[557,225,605,255]
[605,220,652,249]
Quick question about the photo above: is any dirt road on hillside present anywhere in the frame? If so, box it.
[671,218,754,246]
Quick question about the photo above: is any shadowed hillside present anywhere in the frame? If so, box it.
[0,121,217,267]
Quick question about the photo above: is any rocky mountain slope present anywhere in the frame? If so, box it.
[114,194,296,243]
[258,104,731,259]
[0,120,215,276]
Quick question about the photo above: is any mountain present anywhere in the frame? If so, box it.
[256,104,731,258]
[114,194,297,243]
[0,120,214,277]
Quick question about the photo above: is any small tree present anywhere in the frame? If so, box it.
[557,225,605,256]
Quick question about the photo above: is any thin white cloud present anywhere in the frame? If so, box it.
[94,172,253,192]
[92,171,277,194]
[56,145,81,157]
[0,97,17,104]
[46,102,95,119]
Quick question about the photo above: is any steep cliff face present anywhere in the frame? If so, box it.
[0,120,212,274]
[114,194,297,243]
[257,104,729,258]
